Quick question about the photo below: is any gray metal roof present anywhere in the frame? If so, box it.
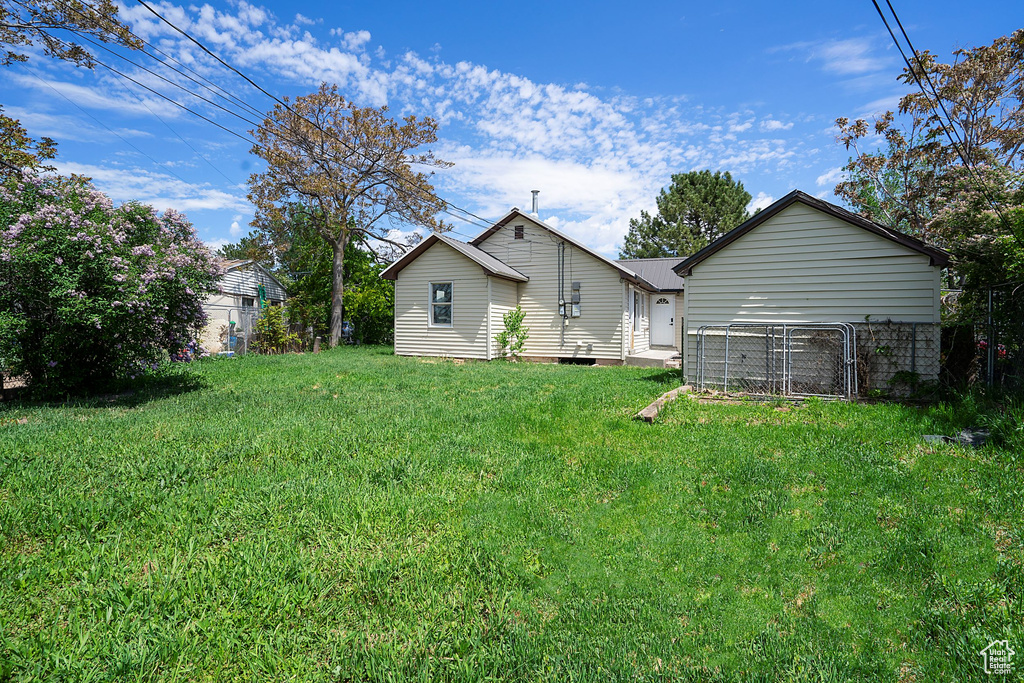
[615,257,686,291]
[434,233,529,282]
[379,232,529,282]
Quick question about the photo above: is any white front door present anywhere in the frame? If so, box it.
[651,295,675,346]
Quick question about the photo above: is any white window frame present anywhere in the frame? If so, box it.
[428,281,453,328]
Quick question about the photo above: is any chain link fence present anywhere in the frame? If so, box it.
[695,321,956,399]
[696,324,858,399]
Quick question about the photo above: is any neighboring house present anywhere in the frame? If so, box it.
[201,259,288,353]
[381,191,949,381]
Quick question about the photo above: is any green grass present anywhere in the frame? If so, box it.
[1,346,1021,682]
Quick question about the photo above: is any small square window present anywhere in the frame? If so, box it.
[242,297,255,308]
[430,282,452,326]
[514,225,524,239]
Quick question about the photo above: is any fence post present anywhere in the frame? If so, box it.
[724,327,730,392]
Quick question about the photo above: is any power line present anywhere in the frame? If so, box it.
[116,76,242,187]
[83,51,257,143]
[26,0,494,240]
[46,0,266,120]
[871,0,1010,229]
[133,0,497,232]
[68,27,264,130]
[52,0,494,235]
[24,65,197,186]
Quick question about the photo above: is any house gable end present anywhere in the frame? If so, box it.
[673,190,950,276]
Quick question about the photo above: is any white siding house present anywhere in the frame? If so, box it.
[674,191,950,384]
[382,211,662,363]
[202,260,287,352]
[382,191,949,386]
[390,237,523,359]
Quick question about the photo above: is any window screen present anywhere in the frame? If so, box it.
[430,282,452,326]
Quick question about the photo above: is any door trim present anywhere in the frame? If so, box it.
[651,295,675,347]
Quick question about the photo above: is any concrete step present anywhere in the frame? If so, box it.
[626,348,682,369]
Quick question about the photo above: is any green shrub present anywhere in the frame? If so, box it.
[495,305,529,359]
[0,174,219,396]
[251,306,301,354]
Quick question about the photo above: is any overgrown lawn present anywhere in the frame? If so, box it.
[1,347,1021,681]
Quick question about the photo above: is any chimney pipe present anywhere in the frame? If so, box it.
[531,190,540,216]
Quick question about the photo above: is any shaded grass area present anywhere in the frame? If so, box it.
[1,346,1021,681]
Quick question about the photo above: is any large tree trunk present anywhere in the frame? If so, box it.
[329,236,346,347]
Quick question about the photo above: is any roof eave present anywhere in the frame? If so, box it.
[475,208,663,289]
[672,190,952,275]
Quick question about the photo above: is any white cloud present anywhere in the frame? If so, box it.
[760,118,793,132]
[858,94,903,117]
[229,219,243,237]
[816,167,844,187]
[7,73,183,119]
[1,106,153,142]
[773,37,893,76]
[205,237,232,251]
[749,192,775,213]
[55,161,250,214]
[334,29,371,51]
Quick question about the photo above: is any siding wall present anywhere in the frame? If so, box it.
[201,265,287,352]
[675,292,685,351]
[476,218,626,360]
[394,241,491,359]
[218,265,287,302]
[684,203,942,381]
[625,287,651,354]
[488,277,520,359]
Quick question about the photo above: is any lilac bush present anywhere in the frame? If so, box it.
[0,174,221,395]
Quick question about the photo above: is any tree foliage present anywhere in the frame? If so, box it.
[834,29,1024,300]
[247,83,449,346]
[620,170,752,259]
[0,0,141,67]
[0,174,220,396]
[495,305,529,360]
[221,207,395,345]
[1,105,56,178]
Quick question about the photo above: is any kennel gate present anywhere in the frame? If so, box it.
[695,323,858,399]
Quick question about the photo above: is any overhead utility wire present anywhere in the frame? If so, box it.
[47,0,266,119]
[31,0,492,238]
[68,28,264,130]
[871,0,1010,228]
[132,0,496,233]
[24,65,197,186]
[116,76,242,186]
[53,0,493,236]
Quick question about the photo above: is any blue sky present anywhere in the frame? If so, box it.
[1,0,1019,255]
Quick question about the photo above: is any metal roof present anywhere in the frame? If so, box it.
[615,257,686,291]
[379,232,529,282]
[215,258,289,293]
